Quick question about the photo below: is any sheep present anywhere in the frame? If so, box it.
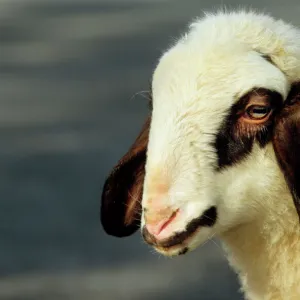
[100,10,300,300]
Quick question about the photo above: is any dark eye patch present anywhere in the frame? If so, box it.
[215,88,283,169]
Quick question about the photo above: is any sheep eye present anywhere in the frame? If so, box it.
[246,105,271,120]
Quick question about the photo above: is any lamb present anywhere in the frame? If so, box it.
[100,10,300,300]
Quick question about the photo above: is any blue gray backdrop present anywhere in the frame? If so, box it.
[1,0,299,299]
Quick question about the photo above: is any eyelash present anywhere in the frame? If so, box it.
[245,105,272,120]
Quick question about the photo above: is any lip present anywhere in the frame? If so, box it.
[142,206,217,249]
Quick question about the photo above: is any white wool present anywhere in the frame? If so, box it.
[142,10,300,299]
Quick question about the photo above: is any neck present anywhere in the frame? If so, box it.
[221,195,300,300]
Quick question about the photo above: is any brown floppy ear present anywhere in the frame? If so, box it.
[273,83,300,218]
[100,116,150,237]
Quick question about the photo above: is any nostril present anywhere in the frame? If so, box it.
[145,209,179,237]
[159,209,178,233]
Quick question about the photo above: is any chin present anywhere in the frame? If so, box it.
[142,216,216,257]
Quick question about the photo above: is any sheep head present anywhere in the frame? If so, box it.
[101,11,300,256]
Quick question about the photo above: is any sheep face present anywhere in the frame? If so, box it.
[101,11,300,257]
[140,44,290,256]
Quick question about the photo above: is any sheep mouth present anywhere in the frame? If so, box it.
[142,206,217,251]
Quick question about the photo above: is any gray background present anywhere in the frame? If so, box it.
[1,0,299,299]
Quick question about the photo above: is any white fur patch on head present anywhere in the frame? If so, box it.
[141,10,300,258]
[135,10,300,300]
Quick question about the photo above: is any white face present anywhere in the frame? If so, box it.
[100,11,300,257]
[140,36,290,256]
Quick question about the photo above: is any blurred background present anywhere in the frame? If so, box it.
[1,0,299,299]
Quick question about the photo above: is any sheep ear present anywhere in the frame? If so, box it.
[100,116,150,237]
[273,83,300,219]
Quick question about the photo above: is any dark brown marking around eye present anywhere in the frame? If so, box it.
[215,88,283,169]
[272,82,300,217]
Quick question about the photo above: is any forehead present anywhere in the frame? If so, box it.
[152,42,289,114]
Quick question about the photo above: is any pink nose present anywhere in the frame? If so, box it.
[144,172,177,237]
[145,209,179,237]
